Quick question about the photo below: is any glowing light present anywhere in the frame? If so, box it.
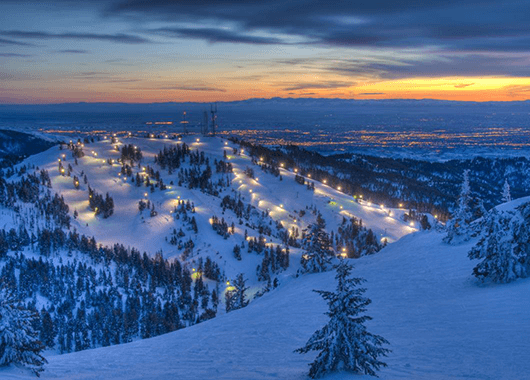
[323,180,327,184]
[280,163,284,167]
[410,222,414,227]
[338,186,342,191]
[225,142,228,145]
[308,174,311,178]
[280,204,283,208]
[294,169,298,173]
[226,281,230,285]
[196,138,200,142]
[144,193,148,197]
[434,215,438,219]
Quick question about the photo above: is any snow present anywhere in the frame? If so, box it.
[3,229,530,380]
[9,135,415,283]
[3,135,529,379]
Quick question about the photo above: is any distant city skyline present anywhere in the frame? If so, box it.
[1,0,530,103]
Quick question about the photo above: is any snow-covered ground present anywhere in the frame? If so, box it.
[3,135,528,379]
[14,135,416,282]
[3,229,530,380]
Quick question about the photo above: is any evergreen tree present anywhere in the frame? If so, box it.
[469,204,530,283]
[299,214,334,273]
[501,179,512,203]
[444,169,474,244]
[0,289,47,376]
[225,274,249,312]
[295,262,390,378]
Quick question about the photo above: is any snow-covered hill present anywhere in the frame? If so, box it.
[4,229,530,380]
[3,134,528,380]
[17,135,416,281]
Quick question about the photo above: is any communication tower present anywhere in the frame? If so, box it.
[210,103,217,136]
[180,111,189,134]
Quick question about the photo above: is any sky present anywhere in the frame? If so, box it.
[1,0,530,103]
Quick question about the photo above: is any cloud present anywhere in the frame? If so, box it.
[358,92,386,95]
[0,37,34,46]
[158,85,227,92]
[53,49,91,54]
[282,81,355,91]
[453,83,474,88]
[106,0,530,55]
[0,30,150,44]
[152,27,283,45]
[0,53,33,57]
[325,54,530,80]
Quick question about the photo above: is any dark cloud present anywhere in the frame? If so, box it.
[0,30,150,44]
[0,53,33,57]
[282,81,355,91]
[358,92,386,95]
[152,27,283,45]
[0,37,34,46]
[105,0,530,54]
[54,49,90,54]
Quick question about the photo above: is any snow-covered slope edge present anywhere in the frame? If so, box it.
[4,229,529,380]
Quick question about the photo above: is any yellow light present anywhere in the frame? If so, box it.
[280,204,283,208]
[294,169,298,173]
[308,174,311,178]
[434,215,438,219]
[255,178,259,181]
[380,204,385,208]
[338,186,342,191]
[226,281,230,285]
[410,222,414,227]
[144,193,148,197]
[280,163,284,167]
[196,138,200,142]
[225,142,228,145]
[399,203,403,208]
[323,180,327,184]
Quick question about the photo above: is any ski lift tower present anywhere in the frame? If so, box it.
[210,103,217,136]
[180,111,189,134]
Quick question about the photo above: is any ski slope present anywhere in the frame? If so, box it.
[3,229,530,380]
[15,135,416,282]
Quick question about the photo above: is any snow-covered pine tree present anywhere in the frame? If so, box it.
[444,169,474,244]
[299,214,334,273]
[501,179,512,203]
[469,203,530,283]
[0,289,47,376]
[295,261,390,378]
[225,273,249,312]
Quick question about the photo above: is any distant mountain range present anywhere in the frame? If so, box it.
[1,97,530,112]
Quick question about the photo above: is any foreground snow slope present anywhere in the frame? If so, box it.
[4,230,530,380]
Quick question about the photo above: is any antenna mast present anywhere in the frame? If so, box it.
[210,103,217,136]
[180,111,189,134]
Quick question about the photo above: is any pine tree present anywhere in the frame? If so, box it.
[299,214,334,273]
[225,273,249,312]
[445,169,474,244]
[295,262,390,378]
[501,179,512,203]
[0,289,47,376]
[469,204,530,283]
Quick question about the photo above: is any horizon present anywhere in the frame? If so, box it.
[1,1,530,103]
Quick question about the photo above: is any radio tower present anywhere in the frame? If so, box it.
[202,111,209,135]
[210,103,217,136]
[180,111,189,134]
